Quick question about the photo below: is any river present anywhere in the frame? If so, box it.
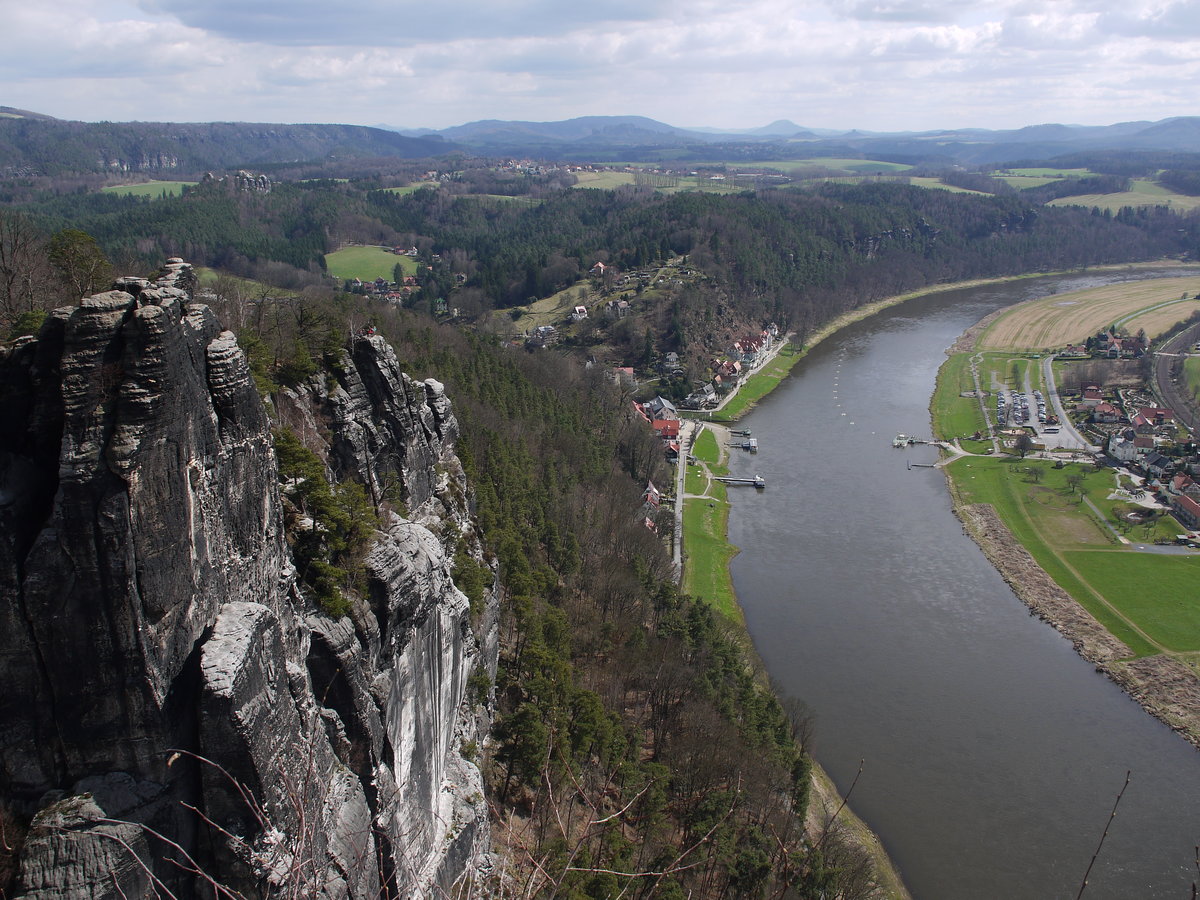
[723,270,1200,900]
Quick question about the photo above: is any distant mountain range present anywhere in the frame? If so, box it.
[381,114,1200,164]
[4,106,1200,176]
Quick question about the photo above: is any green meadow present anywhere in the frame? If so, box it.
[324,246,419,282]
[101,181,196,198]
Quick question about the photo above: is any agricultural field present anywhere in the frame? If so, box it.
[324,245,418,282]
[978,277,1200,351]
[572,171,640,190]
[1047,179,1200,213]
[994,167,1092,178]
[904,176,988,194]
[101,181,196,198]
[990,175,1064,189]
[743,158,912,175]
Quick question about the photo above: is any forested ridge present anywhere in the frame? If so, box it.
[11,175,1199,331]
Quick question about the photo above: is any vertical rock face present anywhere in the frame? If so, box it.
[0,261,495,898]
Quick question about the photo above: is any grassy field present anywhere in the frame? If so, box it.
[682,499,740,621]
[990,175,1063,189]
[979,277,1200,350]
[681,425,741,620]
[101,181,196,198]
[998,167,1092,178]
[905,177,988,194]
[1062,551,1200,651]
[1047,179,1200,213]
[324,246,419,282]
[573,171,641,190]
[931,353,988,440]
[1186,355,1200,399]
[946,455,1165,656]
[692,428,720,464]
[377,181,437,195]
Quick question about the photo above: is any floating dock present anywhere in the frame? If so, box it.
[716,474,766,488]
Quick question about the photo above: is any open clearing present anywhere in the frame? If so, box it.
[101,181,195,198]
[324,245,418,282]
[1048,179,1200,213]
[978,277,1200,350]
[377,181,437,195]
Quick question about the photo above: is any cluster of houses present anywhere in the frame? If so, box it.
[1077,382,1200,531]
[632,395,682,460]
[681,325,779,409]
[1086,329,1150,359]
[346,275,421,303]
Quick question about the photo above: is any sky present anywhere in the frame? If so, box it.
[2,0,1198,133]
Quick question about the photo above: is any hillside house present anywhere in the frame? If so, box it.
[645,396,679,420]
[571,305,588,321]
[1091,402,1122,424]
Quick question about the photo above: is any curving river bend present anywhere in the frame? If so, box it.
[723,270,1200,900]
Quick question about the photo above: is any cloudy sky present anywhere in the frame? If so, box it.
[2,0,1198,132]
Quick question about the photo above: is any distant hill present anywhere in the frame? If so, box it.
[0,114,455,176]
[5,110,1200,176]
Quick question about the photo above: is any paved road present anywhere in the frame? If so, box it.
[1040,354,1097,452]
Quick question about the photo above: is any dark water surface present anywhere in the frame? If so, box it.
[724,271,1200,900]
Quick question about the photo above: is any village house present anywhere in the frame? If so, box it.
[1142,451,1175,478]
[1108,431,1139,463]
[571,305,588,322]
[611,366,637,388]
[645,396,679,421]
[1080,384,1104,408]
[1091,402,1122,424]
[1170,493,1200,530]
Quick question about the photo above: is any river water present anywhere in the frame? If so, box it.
[723,270,1200,900]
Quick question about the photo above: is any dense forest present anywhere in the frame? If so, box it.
[8,173,1199,342]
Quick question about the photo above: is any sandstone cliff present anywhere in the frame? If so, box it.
[0,260,495,898]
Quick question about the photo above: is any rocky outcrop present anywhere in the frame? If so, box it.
[0,260,495,897]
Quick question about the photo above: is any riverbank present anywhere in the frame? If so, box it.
[934,295,1200,750]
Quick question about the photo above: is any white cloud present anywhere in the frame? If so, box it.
[0,0,1196,131]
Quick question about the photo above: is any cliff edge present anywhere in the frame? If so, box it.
[0,260,495,898]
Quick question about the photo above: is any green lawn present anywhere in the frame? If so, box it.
[682,498,740,622]
[946,454,1200,657]
[931,353,988,441]
[324,246,418,282]
[101,181,195,198]
[685,462,708,495]
[692,427,721,464]
[1063,552,1200,651]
